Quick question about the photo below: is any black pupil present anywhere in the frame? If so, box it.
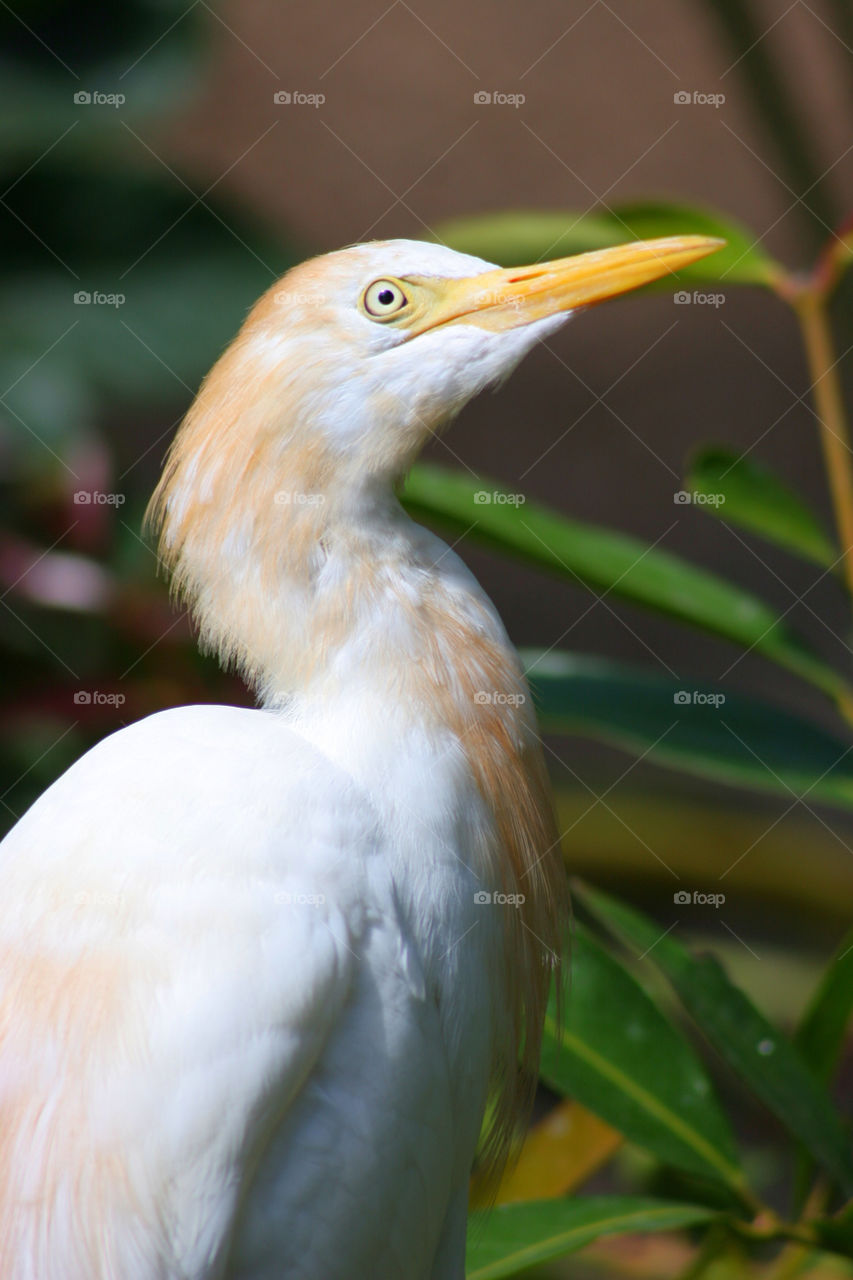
[378,288,395,306]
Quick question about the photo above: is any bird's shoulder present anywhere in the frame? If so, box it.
[3,702,380,871]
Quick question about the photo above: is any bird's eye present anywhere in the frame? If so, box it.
[362,279,409,320]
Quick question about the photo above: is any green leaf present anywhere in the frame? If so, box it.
[402,463,848,703]
[795,925,853,1084]
[574,883,853,1197]
[522,650,853,810]
[792,925,853,1207]
[541,929,743,1194]
[466,1196,720,1279]
[434,201,780,287]
[685,448,837,568]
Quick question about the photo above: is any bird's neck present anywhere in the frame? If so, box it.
[150,417,551,850]
[151,445,564,1175]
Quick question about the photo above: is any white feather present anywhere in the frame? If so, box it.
[1,702,496,1278]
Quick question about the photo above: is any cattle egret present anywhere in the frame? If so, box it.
[1,233,722,1278]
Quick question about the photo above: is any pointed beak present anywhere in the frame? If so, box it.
[411,235,725,336]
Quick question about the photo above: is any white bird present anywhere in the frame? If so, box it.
[0,232,721,1279]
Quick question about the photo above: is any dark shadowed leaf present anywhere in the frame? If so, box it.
[793,924,853,1206]
[685,447,837,568]
[522,650,853,810]
[814,1204,853,1260]
[795,924,853,1084]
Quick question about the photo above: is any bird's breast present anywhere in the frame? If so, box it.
[228,873,491,1279]
[210,694,503,1277]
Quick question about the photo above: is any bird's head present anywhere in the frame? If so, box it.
[147,234,721,681]
[177,235,722,481]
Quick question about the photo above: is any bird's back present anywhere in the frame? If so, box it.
[0,704,487,1278]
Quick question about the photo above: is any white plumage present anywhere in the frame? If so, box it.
[0,235,721,1278]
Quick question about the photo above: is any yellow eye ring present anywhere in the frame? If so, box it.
[362,279,409,320]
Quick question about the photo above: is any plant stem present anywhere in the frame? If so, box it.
[776,269,853,722]
[732,1209,819,1250]
[794,294,853,604]
[794,293,853,601]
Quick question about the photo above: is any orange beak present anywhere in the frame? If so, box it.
[410,235,725,335]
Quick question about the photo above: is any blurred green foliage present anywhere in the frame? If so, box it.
[0,0,292,825]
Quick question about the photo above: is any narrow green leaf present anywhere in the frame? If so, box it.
[402,463,848,703]
[434,201,780,287]
[794,925,853,1084]
[792,924,853,1206]
[541,929,743,1193]
[522,650,853,810]
[466,1196,720,1279]
[574,883,853,1197]
[685,448,837,568]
